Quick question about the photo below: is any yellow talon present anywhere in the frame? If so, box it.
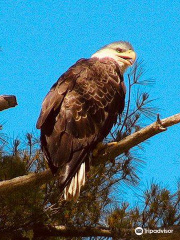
[107,141,118,147]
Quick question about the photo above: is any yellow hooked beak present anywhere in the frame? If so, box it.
[118,49,136,66]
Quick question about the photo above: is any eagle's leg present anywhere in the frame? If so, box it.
[92,141,118,157]
[92,142,105,157]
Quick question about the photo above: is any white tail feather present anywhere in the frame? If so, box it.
[64,186,67,200]
[72,173,77,197]
[64,162,86,201]
[82,162,85,186]
[68,176,74,195]
[78,162,84,187]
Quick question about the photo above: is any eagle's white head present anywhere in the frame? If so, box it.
[91,41,136,73]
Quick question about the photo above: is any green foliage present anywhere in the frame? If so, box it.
[107,183,180,239]
[0,155,26,180]
[0,134,47,238]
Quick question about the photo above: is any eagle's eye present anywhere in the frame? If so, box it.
[116,48,123,53]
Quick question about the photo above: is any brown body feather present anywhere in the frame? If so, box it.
[36,58,126,197]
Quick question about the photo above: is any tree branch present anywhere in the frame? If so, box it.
[33,224,112,238]
[0,113,180,196]
[31,225,180,238]
[96,113,180,162]
[2,224,180,239]
[0,225,112,238]
[0,169,54,195]
[0,95,17,112]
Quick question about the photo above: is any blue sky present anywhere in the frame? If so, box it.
[1,1,180,204]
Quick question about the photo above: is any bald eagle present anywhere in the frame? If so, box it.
[36,41,136,200]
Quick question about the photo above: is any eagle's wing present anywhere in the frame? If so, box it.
[36,58,125,199]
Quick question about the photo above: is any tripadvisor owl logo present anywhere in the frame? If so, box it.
[135,227,173,235]
[135,227,143,235]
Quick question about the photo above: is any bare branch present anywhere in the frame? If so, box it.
[96,113,180,162]
[0,113,180,196]
[33,224,112,238]
[2,224,180,239]
[0,225,112,238]
[0,95,17,112]
[0,169,54,195]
